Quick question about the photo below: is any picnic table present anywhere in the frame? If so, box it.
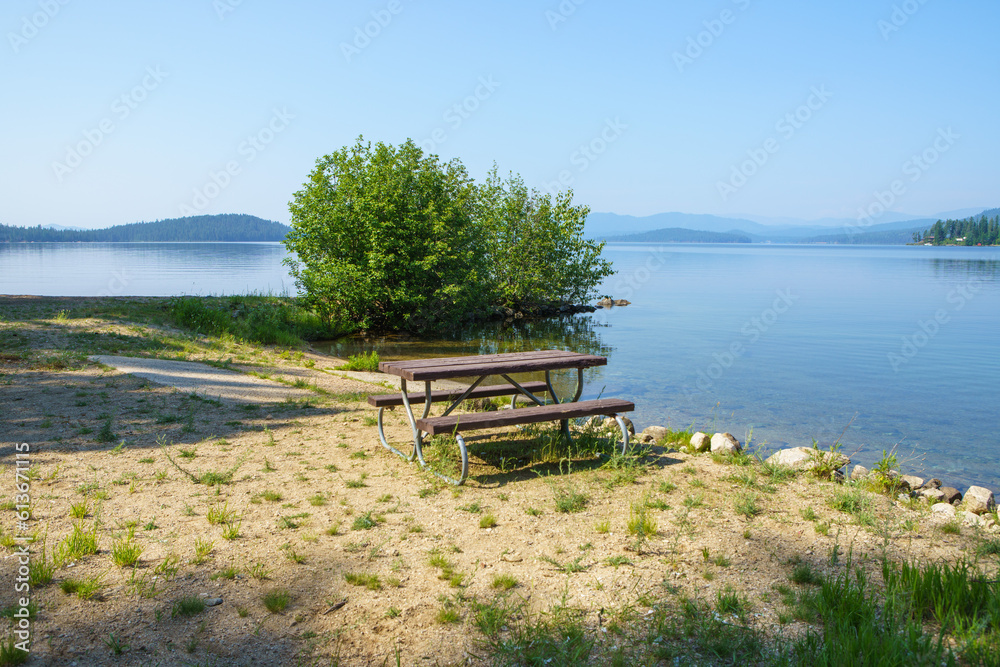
[367,350,634,485]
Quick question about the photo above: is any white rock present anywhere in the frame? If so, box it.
[963,486,997,515]
[960,511,983,527]
[930,503,957,519]
[641,425,671,443]
[917,488,945,503]
[690,432,711,452]
[710,432,741,455]
[764,447,850,473]
[899,475,924,490]
[850,465,869,481]
[603,416,635,435]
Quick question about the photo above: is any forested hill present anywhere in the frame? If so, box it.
[0,214,290,242]
[915,212,1000,246]
[603,227,751,243]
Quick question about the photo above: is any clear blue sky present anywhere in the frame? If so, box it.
[3,0,997,228]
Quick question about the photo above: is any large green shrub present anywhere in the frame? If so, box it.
[284,138,486,332]
[284,138,613,332]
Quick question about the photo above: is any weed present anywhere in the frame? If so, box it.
[70,500,90,519]
[111,528,143,568]
[206,502,238,525]
[553,485,588,514]
[344,572,382,590]
[352,511,379,531]
[540,555,588,573]
[28,547,55,586]
[734,491,761,519]
[627,503,657,538]
[248,562,271,580]
[96,418,117,443]
[595,520,610,534]
[53,522,99,565]
[790,561,823,586]
[491,573,518,591]
[60,574,103,600]
[103,633,128,656]
[459,501,482,514]
[683,493,705,509]
[939,521,961,535]
[172,596,205,617]
[338,350,380,372]
[222,520,242,540]
[193,537,214,564]
[525,506,542,516]
[479,513,498,529]
[258,589,292,614]
[829,486,875,526]
[154,554,180,579]
[716,585,751,620]
[345,476,368,489]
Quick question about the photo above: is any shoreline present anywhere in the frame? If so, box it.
[1,295,999,664]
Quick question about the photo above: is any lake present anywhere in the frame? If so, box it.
[3,241,998,492]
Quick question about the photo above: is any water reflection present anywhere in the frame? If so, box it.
[927,257,1000,281]
[324,314,611,361]
[321,314,612,399]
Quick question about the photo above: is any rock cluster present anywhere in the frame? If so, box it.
[595,298,631,308]
[626,421,997,524]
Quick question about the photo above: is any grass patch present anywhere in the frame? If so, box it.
[172,595,205,617]
[60,574,103,600]
[262,589,292,613]
[553,485,588,514]
[343,572,382,590]
[337,350,380,372]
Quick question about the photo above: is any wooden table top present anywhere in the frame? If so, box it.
[378,350,607,382]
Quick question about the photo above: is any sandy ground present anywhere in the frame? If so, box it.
[1,302,997,665]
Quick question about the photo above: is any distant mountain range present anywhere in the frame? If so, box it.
[603,228,751,244]
[0,214,290,243]
[588,208,995,245]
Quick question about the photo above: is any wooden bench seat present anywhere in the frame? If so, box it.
[367,381,550,408]
[416,398,635,436]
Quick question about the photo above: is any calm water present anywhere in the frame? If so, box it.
[0,242,295,296]
[3,242,998,491]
